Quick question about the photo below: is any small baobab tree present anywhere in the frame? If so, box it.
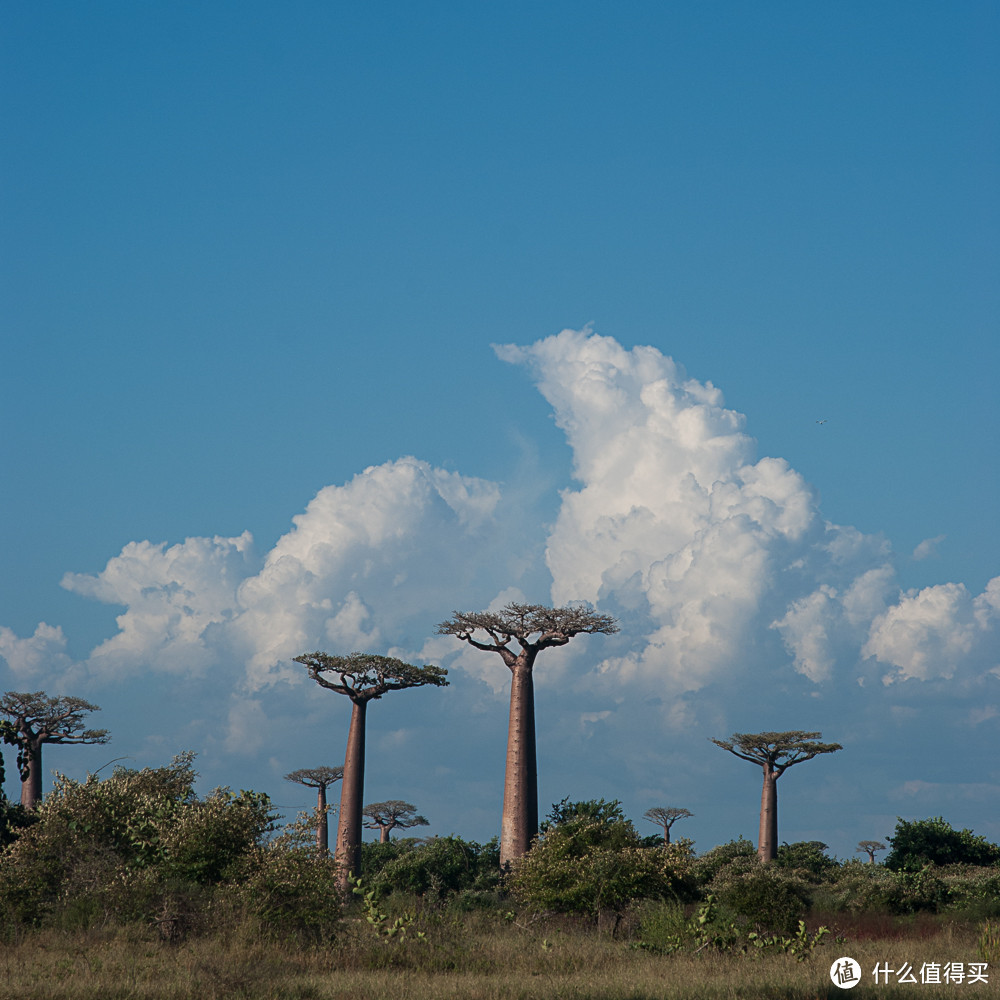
[710,730,842,863]
[293,652,448,891]
[436,602,619,868]
[363,800,429,843]
[284,766,343,856]
[857,840,887,864]
[643,806,693,845]
[0,692,110,809]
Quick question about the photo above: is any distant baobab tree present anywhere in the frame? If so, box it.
[284,766,344,856]
[710,730,842,863]
[0,692,110,809]
[643,806,693,845]
[363,800,429,842]
[857,839,887,864]
[293,652,447,891]
[436,602,619,868]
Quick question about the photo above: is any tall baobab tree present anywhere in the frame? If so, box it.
[293,652,447,891]
[643,806,693,845]
[0,692,110,809]
[857,840,887,864]
[363,800,429,843]
[711,731,842,863]
[436,602,619,868]
[284,766,344,856]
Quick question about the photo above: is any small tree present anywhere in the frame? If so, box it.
[293,652,447,891]
[436,603,618,867]
[643,806,693,845]
[710,731,842,862]
[363,800,429,843]
[0,692,110,809]
[285,766,343,856]
[857,840,887,864]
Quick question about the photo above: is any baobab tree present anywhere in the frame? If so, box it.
[857,840,887,864]
[363,800,429,843]
[643,806,693,845]
[293,652,447,891]
[284,766,343,856]
[710,730,842,863]
[436,602,619,868]
[0,692,110,808]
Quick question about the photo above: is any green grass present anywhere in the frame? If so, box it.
[0,906,992,1000]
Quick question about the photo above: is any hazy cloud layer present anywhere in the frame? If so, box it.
[2,331,997,742]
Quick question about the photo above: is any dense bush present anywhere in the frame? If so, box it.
[707,855,812,934]
[815,859,951,915]
[0,753,319,936]
[885,816,1000,871]
[693,837,757,885]
[774,841,840,882]
[365,835,500,899]
[508,799,697,918]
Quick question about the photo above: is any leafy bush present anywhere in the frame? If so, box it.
[707,856,812,934]
[775,841,839,882]
[367,835,500,899]
[885,817,1000,871]
[508,802,696,918]
[0,753,276,931]
[693,837,757,885]
[819,859,951,914]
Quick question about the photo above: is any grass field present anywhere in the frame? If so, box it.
[0,906,993,1000]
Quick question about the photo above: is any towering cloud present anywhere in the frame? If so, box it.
[2,330,996,718]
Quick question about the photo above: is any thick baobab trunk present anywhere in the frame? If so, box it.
[20,742,43,810]
[316,783,329,856]
[336,700,367,891]
[379,825,390,844]
[757,767,778,862]
[663,825,671,845]
[500,664,537,868]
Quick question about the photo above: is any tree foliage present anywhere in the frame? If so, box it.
[436,603,619,664]
[507,798,697,918]
[0,691,110,808]
[362,800,428,842]
[885,816,1000,871]
[293,652,449,702]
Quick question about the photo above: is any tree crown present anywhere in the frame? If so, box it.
[710,731,842,777]
[284,766,344,789]
[0,691,110,746]
[436,602,618,665]
[644,806,693,826]
[293,652,448,702]
[362,800,428,830]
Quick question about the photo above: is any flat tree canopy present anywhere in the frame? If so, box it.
[710,731,843,774]
[436,603,619,662]
[293,652,449,701]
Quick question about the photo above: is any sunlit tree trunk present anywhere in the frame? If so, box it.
[500,663,537,868]
[336,700,366,891]
[758,767,778,862]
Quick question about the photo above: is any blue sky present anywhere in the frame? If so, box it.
[2,2,998,860]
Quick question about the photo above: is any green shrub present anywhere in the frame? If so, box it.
[708,856,812,934]
[820,859,951,914]
[775,841,839,882]
[885,816,1000,871]
[693,837,757,885]
[507,805,697,919]
[0,753,275,932]
[368,835,500,899]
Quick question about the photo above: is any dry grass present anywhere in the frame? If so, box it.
[0,908,991,1000]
